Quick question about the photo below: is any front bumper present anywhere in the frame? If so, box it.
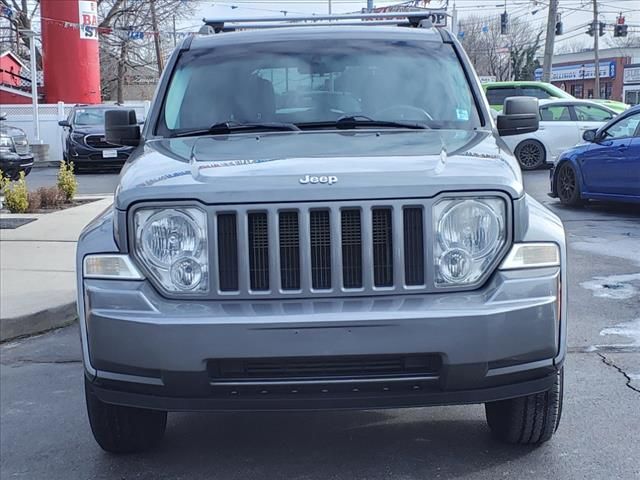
[0,152,34,172]
[82,266,563,411]
[66,142,132,167]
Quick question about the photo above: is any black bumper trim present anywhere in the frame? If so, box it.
[88,372,557,412]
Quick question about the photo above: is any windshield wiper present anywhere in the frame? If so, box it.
[297,115,429,131]
[172,121,300,138]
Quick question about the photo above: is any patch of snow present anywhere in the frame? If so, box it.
[580,273,640,300]
[599,318,640,347]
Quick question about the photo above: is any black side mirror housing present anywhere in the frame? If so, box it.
[582,129,598,143]
[58,120,70,128]
[497,97,539,137]
[0,112,7,121]
[105,109,141,147]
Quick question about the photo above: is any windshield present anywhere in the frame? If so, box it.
[159,38,481,135]
[73,108,111,126]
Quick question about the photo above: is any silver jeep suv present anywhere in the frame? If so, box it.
[77,12,566,453]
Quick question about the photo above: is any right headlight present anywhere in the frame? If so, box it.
[433,197,506,287]
[134,207,209,293]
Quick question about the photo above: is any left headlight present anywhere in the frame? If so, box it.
[433,197,506,287]
[134,207,209,293]
[70,133,85,144]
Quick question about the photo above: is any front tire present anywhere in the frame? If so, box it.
[555,162,583,206]
[485,368,563,445]
[85,378,167,453]
[515,140,546,170]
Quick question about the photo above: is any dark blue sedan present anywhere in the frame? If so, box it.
[550,105,640,206]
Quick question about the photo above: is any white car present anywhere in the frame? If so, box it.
[501,99,617,170]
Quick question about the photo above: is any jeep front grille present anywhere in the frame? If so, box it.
[212,201,430,297]
[84,134,116,149]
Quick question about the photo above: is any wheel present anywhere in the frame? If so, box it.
[85,378,167,453]
[555,162,583,206]
[485,368,563,445]
[515,140,546,170]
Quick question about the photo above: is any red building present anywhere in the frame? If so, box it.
[0,51,32,104]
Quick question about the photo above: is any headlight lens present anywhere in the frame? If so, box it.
[0,135,12,148]
[70,133,85,143]
[134,207,208,292]
[434,197,506,287]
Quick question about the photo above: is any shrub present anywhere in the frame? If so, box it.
[57,161,77,202]
[3,172,29,213]
[37,186,62,208]
[27,190,42,212]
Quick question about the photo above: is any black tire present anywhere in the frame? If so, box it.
[85,378,167,453]
[555,162,583,206]
[515,140,546,170]
[485,368,563,445]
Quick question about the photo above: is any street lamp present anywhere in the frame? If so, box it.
[18,29,40,143]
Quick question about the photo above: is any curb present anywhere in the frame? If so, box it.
[0,303,77,343]
[33,161,61,169]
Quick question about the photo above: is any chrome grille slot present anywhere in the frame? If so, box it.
[310,210,331,289]
[217,214,239,291]
[403,207,425,286]
[248,212,269,291]
[341,209,363,289]
[279,211,300,290]
[372,208,393,287]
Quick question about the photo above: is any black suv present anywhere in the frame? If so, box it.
[59,105,137,171]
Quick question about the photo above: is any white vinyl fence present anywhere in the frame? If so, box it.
[1,101,150,163]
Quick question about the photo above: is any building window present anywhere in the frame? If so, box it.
[600,82,612,99]
[570,84,584,98]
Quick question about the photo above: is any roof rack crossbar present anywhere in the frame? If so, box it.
[201,11,448,33]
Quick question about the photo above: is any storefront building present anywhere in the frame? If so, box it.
[623,64,640,106]
[535,48,640,103]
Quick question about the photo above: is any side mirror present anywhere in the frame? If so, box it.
[497,97,539,137]
[0,112,7,121]
[58,120,70,128]
[105,109,141,147]
[582,129,598,143]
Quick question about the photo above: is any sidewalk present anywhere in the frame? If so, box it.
[0,196,113,341]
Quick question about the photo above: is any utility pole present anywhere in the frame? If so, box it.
[593,0,600,99]
[150,0,164,73]
[328,0,332,14]
[172,15,177,48]
[367,0,374,12]
[541,0,558,82]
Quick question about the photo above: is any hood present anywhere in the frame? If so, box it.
[116,129,522,210]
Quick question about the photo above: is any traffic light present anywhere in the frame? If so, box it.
[500,12,508,35]
[614,24,628,37]
[555,21,563,36]
[599,21,606,37]
[586,23,594,36]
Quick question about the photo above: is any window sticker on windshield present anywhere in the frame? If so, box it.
[456,109,469,121]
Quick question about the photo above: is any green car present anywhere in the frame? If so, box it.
[483,81,629,114]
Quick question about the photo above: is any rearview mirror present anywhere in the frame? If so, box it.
[497,97,539,137]
[105,109,141,147]
[582,129,597,143]
[58,120,70,128]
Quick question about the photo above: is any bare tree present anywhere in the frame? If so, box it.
[0,0,41,66]
[556,39,590,54]
[459,15,543,81]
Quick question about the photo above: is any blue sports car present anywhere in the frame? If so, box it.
[550,105,640,206]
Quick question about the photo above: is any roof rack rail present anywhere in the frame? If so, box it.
[200,11,448,34]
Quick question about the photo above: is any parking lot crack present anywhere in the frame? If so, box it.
[598,353,640,395]
[1,358,82,367]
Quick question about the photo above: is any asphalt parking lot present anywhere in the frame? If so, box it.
[1,168,639,480]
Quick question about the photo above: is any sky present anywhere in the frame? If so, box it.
[178,0,639,50]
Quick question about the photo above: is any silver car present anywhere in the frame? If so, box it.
[77,12,566,453]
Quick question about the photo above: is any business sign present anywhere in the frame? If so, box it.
[534,62,616,82]
[478,76,496,83]
[78,0,98,40]
[624,66,640,85]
